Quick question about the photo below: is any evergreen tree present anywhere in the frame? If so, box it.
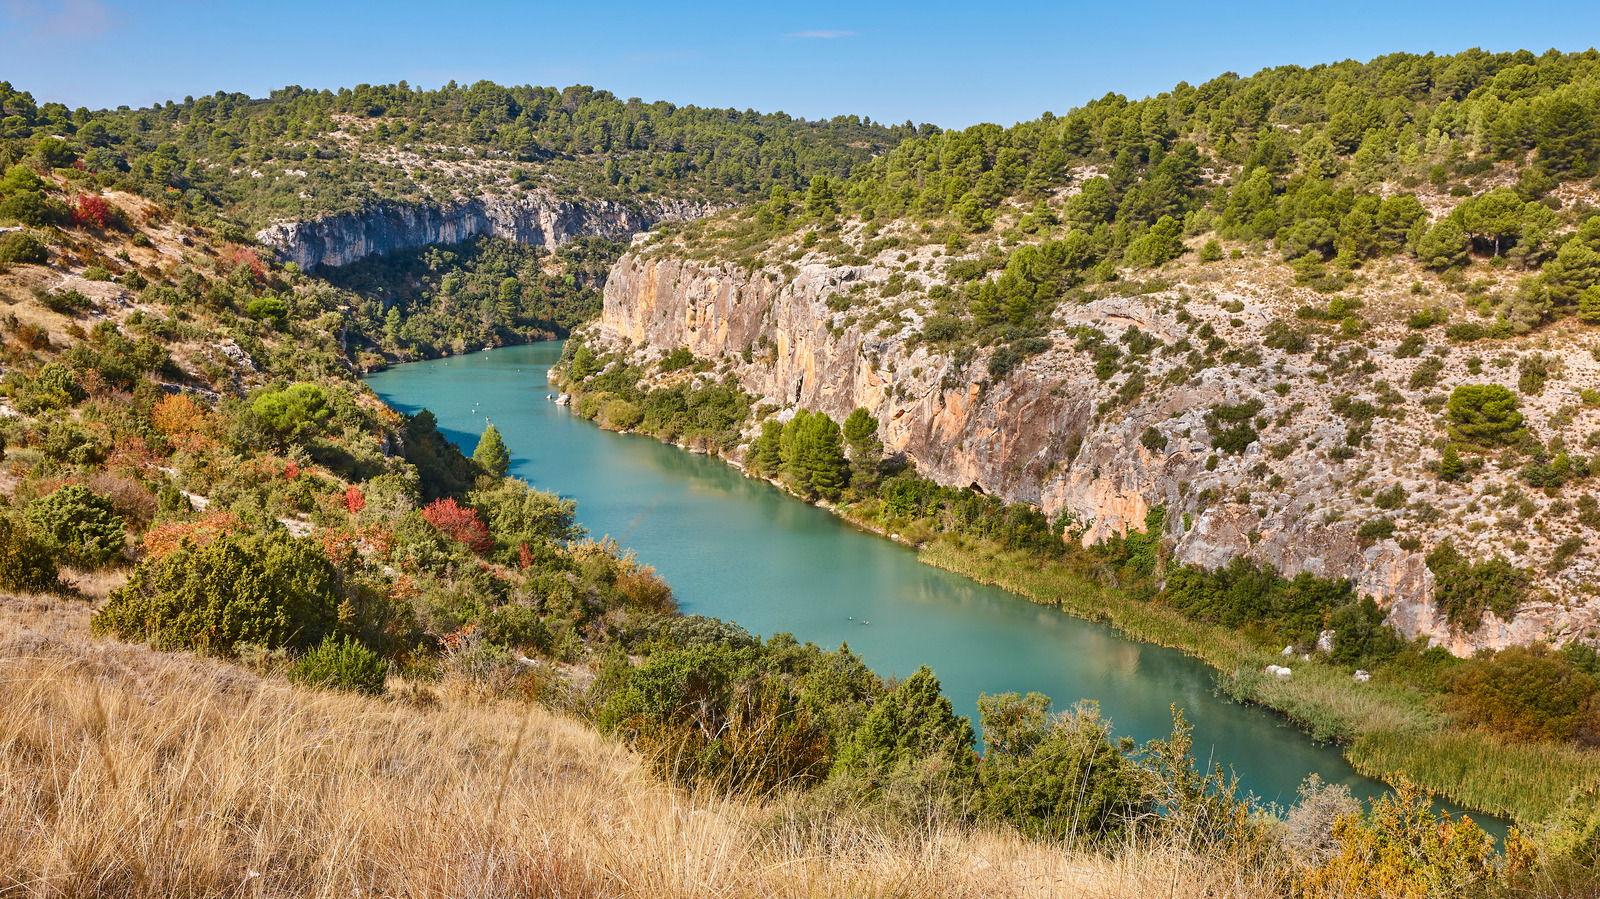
[778,408,811,472]
[473,423,510,477]
[1440,444,1467,482]
[1415,218,1470,270]
[797,413,849,501]
[843,408,882,460]
[746,420,783,475]
[1579,285,1600,324]
[836,666,977,786]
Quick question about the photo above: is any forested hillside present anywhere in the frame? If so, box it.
[5,50,1600,897]
[0,79,914,229]
[672,47,1600,330]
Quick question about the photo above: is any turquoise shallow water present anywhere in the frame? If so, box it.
[368,339,1504,832]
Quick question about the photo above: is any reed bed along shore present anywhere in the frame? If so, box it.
[918,537,1600,825]
[0,592,1290,899]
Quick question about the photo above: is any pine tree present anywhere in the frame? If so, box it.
[843,408,882,460]
[1440,444,1467,482]
[747,420,783,475]
[1579,285,1600,323]
[473,423,510,477]
[800,414,848,501]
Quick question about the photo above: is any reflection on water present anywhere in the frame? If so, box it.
[368,340,1506,835]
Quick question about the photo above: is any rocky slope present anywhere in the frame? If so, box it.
[587,235,1600,657]
[256,193,720,270]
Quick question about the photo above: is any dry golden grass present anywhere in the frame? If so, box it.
[0,592,1293,898]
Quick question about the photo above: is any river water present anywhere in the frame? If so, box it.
[368,340,1499,828]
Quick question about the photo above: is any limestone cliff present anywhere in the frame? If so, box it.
[587,247,1600,657]
[256,193,719,270]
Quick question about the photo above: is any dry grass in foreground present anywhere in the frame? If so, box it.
[0,592,1289,899]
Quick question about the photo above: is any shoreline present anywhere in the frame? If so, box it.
[527,366,1593,825]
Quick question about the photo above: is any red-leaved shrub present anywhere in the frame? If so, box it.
[421,498,491,554]
[225,246,267,281]
[70,194,115,229]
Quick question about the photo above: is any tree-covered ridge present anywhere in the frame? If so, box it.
[836,47,1600,222]
[0,79,921,228]
[654,48,1600,347]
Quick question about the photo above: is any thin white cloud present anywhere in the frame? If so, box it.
[788,29,856,39]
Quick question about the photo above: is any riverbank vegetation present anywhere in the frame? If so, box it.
[551,340,1600,826]
[864,444,1600,824]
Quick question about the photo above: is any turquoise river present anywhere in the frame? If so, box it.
[368,340,1502,831]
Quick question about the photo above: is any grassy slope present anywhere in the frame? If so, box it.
[0,590,1289,899]
[916,535,1600,824]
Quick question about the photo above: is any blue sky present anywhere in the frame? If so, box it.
[3,0,1598,127]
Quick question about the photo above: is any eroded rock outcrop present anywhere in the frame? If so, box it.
[588,251,1600,656]
[256,194,719,270]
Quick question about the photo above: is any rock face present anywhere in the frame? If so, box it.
[590,251,1600,656]
[256,194,720,270]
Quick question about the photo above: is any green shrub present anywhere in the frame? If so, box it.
[1407,356,1444,390]
[1517,353,1557,395]
[0,231,48,265]
[1122,216,1184,268]
[39,288,92,315]
[1446,384,1526,449]
[1448,645,1599,743]
[1140,425,1168,452]
[244,296,289,328]
[1372,484,1407,510]
[1262,320,1309,354]
[599,642,832,793]
[470,477,583,558]
[92,531,343,655]
[976,693,1148,843]
[1355,517,1396,540]
[1440,444,1468,481]
[6,362,85,413]
[659,346,695,371]
[1406,308,1445,329]
[249,382,332,445]
[920,314,963,342]
[23,485,125,567]
[1522,453,1573,488]
[1425,540,1530,630]
[601,398,644,430]
[1205,400,1263,455]
[289,636,387,695]
[472,423,510,477]
[1327,597,1404,669]
[0,515,61,594]
[1198,239,1223,263]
